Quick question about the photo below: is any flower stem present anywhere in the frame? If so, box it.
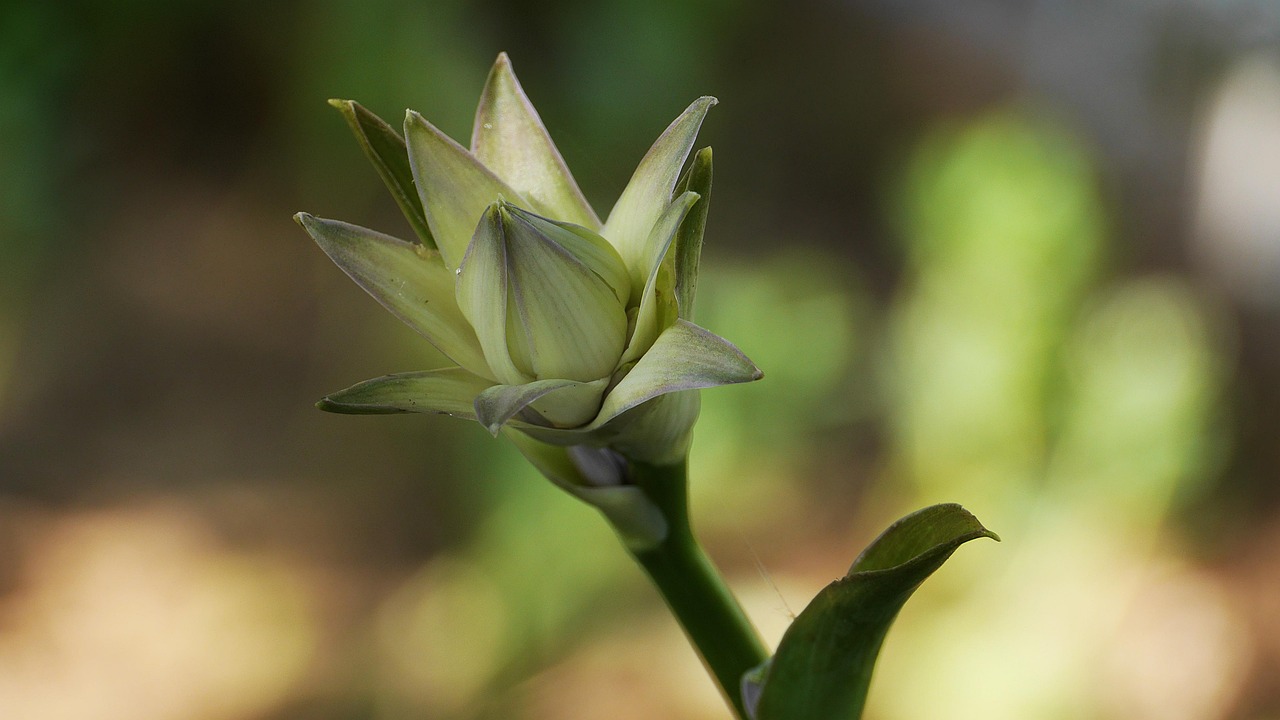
[627,460,769,719]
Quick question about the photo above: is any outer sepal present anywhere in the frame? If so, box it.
[620,191,701,365]
[471,53,601,230]
[328,99,435,247]
[505,431,669,551]
[604,97,716,280]
[671,147,713,321]
[295,213,491,379]
[316,368,495,417]
[404,109,528,270]
[474,377,608,435]
[514,319,761,463]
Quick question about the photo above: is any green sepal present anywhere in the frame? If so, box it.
[504,430,668,551]
[604,96,716,283]
[620,191,700,365]
[672,147,712,321]
[753,504,998,720]
[316,368,494,417]
[471,53,601,229]
[328,99,435,248]
[295,213,491,378]
[513,319,761,455]
[474,377,607,435]
[404,109,528,270]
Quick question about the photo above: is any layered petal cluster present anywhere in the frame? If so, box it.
[297,53,760,502]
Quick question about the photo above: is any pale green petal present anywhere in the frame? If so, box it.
[603,96,716,280]
[471,53,600,229]
[474,377,607,435]
[620,192,699,365]
[295,214,491,378]
[404,109,527,270]
[600,318,761,426]
[328,99,434,247]
[316,367,494,416]
[457,202,627,384]
[455,204,532,385]
[503,431,668,551]
[507,319,760,454]
[501,203,629,381]
[671,147,713,320]
[511,209,630,306]
[511,390,699,466]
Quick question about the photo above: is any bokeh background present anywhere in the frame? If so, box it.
[3,0,1280,718]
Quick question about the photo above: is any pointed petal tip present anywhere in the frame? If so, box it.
[292,212,310,227]
[494,51,512,68]
[316,396,408,415]
[327,98,352,110]
[404,108,427,129]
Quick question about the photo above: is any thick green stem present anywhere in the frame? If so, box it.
[627,460,769,719]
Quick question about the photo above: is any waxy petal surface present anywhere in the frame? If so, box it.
[296,214,490,378]
[472,53,600,229]
[513,209,631,306]
[316,368,494,416]
[405,110,527,270]
[604,96,716,281]
[461,202,628,383]
[455,204,531,385]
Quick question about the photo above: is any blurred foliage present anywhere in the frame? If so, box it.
[0,1,1278,719]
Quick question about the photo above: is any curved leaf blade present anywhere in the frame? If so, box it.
[754,504,998,720]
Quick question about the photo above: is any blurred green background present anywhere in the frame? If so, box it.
[2,1,1280,718]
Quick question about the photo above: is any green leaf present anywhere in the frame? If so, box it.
[294,213,492,379]
[753,504,998,720]
[604,96,716,284]
[328,99,435,248]
[317,368,494,416]
[471,53,601,230]
[672,147,712,320]
[404,109,528,270]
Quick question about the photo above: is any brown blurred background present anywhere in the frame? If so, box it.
[2,0,1280,718]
